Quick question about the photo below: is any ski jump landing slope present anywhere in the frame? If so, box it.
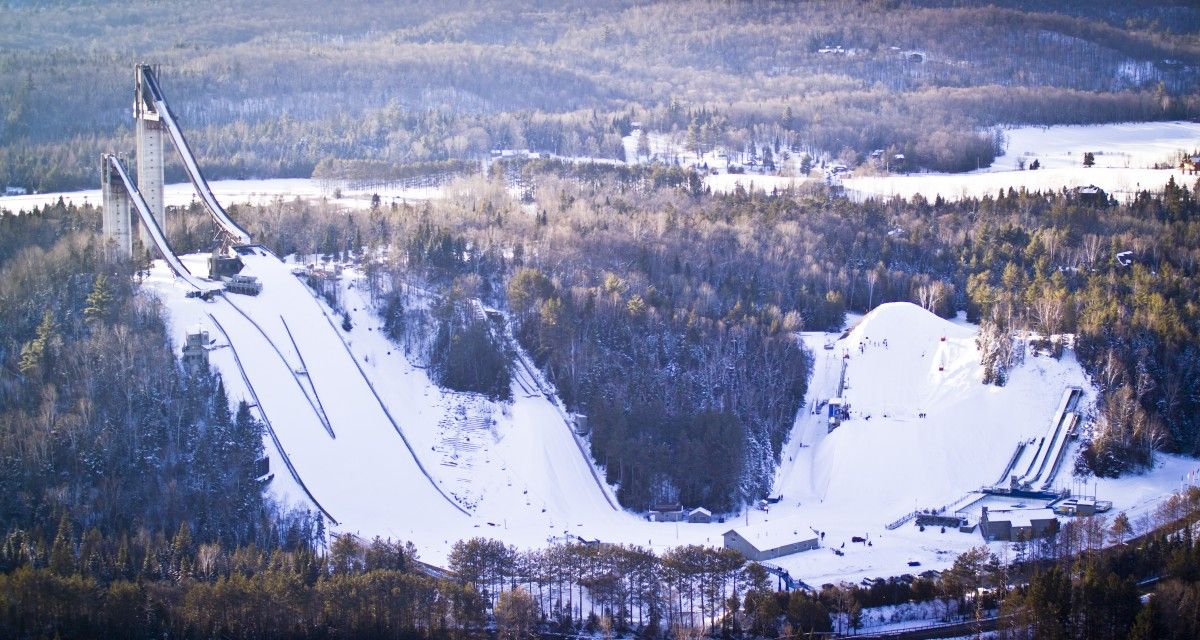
[765,303,1094,580]
[160,251,473,544]
[151,253,691,563]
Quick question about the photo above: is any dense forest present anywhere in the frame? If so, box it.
[2,0,1200,191]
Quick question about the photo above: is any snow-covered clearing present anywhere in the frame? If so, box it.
[704,174,810,194]
[844,121,1200,203]
[0,178,443,214]
[145,255,1197,582]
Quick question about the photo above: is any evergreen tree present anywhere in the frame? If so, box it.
[83,273,112,324]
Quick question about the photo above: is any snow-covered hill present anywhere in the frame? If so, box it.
[146,263,1194,582]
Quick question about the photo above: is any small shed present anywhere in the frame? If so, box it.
[208,250,244,279]
[570,413,590,436]
[182,328,210,372]
[687,507,713,524]
[1074,185,1105,205]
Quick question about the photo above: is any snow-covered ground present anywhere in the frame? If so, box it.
[0,178,443,214]
[844,121,1200,203]
[145,255,1198,583]
[622,128,812,194]
[704,174,810,194]
[145,252,742,564]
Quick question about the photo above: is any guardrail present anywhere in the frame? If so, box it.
[886,511,920,530]
[280,314,336,437]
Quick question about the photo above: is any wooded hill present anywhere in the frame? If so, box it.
[1,0,1199,191]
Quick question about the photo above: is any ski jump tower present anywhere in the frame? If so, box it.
[134,63,166,250]
[101,154,133,257]
[102,64,251,261]
[101,64,165,259]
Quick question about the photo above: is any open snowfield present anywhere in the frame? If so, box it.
[0,178,443,214]
[704,174,811,195]
[144,256,1199,583]
[844,121,1200,203]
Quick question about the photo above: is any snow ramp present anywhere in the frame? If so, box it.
[206,251,471,537]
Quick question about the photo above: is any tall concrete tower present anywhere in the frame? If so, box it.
[101,156,133,259]
[135,64,166,249]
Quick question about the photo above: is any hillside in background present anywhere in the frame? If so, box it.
[1,0,1199,191]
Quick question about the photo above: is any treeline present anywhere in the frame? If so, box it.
[3,0,1200,189]
[953,180,1200,474]
[3,484,1199,639]
[993,487,1200,640]
[0,534,481,640]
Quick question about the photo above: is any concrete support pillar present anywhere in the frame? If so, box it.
[135,66,166,248]
[101,157,132,259]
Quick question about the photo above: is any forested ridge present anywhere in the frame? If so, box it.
[2,0,1200,191]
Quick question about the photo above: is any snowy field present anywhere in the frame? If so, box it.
[704,174,810,195]
[844,121,1200,202]
[0,178,443,214]
[144,258,1197,583]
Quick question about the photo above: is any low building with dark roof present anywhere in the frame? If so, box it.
[723,517,819,560]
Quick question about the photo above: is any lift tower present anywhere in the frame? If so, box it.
[135,64,166,249]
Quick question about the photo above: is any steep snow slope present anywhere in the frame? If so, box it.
[147,252,474,550]
[809,303,1088,512]
[765,303,1096,581]
[147,254,740,563]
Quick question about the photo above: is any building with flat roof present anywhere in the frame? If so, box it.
[979,506,1059,542]
[723,517,819,561]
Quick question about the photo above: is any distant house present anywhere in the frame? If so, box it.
[723,517,819,560]
[649,503,684,522]
[1073,184,1105,205]
[687,507,713,524]
[979,506,1059,542]
[1183,155,1200,175]
[3,186,27,196]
